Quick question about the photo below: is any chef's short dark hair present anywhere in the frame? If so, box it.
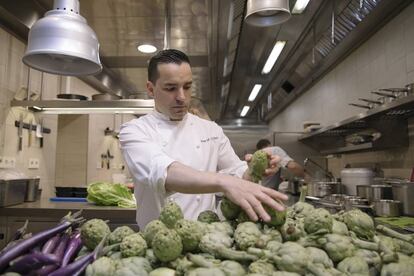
[256,139,271,150]
[148,49,190,83]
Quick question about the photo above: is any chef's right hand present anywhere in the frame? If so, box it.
[219,174,288,222]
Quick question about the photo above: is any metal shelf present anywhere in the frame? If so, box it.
[298,94,414,154]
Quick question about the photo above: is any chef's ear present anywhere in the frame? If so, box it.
[147,81,155,98]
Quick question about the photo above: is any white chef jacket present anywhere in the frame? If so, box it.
[119,110,247,229]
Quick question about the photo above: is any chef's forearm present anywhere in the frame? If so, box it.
[165,161,224,194]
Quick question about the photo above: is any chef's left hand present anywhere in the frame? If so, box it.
[245,148,282,178]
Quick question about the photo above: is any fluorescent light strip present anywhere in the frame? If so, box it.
[240,106,250,117]
[292,0,311,14]
[262,41,286,74]
[248,84,262,102]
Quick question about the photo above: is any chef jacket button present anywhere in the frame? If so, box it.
[196,145,200,149]
[196,196,201,201]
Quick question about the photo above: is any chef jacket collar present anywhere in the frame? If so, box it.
[152,109,189,123]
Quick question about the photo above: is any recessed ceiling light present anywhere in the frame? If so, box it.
[137,44,157,53]
[240,106,250,117]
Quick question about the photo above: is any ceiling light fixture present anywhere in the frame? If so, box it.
[23,0,102,76]
[292,0,311,14]
[248,84,263,102]
[245,0,291,27]
[137,44,157,53]
[262,41,286,74]
[240,106,250,117]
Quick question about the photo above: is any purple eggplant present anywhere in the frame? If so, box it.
[36,232,70,275]
[0,233,32,256]
[61,231,82,267]
[0,210,83,272]
[6,252,60,274]
[41,234,61,254]
[48,235,107,276]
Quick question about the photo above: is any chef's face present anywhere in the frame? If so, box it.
[147,62,192,121]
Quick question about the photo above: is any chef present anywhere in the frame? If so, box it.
[120,49,287,229]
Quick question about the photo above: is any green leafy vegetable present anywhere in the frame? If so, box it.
[87,182,136,208]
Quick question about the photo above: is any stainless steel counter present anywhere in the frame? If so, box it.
[0,200,138,248]
[0,200,136,220]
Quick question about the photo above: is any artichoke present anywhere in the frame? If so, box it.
[187,267,226,276]
[234,222,262,250]
[304,208,333,234]
[80,219,111,250]
[340,209,375,241]
[120,233,148,258]
[381,261,414,276]
[264,206,286,227]
[149,268,175,276]
[152,229,183,262]
[85,256,116,276]
[197,210,220,223]
[220,197,241,220]
[108,226,135,245]
[206,221,234,237]
[355,249,382,275]
[317,234,356,263]
[237,211,251,224]
[280,218,306,241]
[114,257,152,276]
[219,260,246,276]
[175,219,203,252]
[332,219,349,236]
[249,150,268,183]
[143,220,167,246]
[248,259,275,275]
[306,247,333,268]
[159,201,184,228]
[337,256,370,276]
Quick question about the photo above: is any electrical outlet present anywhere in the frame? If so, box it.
[28,158,40,169]
[0,157,16,168]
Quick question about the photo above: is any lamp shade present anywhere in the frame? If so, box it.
[23,0,102,76]
[245,0,291,27]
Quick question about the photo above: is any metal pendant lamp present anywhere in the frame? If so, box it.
[245,0,291,27]
[22,0,102,76]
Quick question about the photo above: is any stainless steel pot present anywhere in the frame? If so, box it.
[341,168,373,195]
[390,180,414,216]
[372,200,402,217]
[343,196,369,211]
[308,181,341,198]
[356,185,371,199]
[367,185,393,202]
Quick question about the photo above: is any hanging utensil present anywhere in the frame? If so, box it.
[28,119,33,147]
[18,114,23,151]
[358,98,382,105]
[36,118,44,148]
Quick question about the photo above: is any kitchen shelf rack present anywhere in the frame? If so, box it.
[298,94,414,154]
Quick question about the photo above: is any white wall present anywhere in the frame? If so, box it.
[269,3,414,132]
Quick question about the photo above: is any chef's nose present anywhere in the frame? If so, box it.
[176,87,186,101]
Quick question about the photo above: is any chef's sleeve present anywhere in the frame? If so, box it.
[119,121,175,197]
[215,125,248,178]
